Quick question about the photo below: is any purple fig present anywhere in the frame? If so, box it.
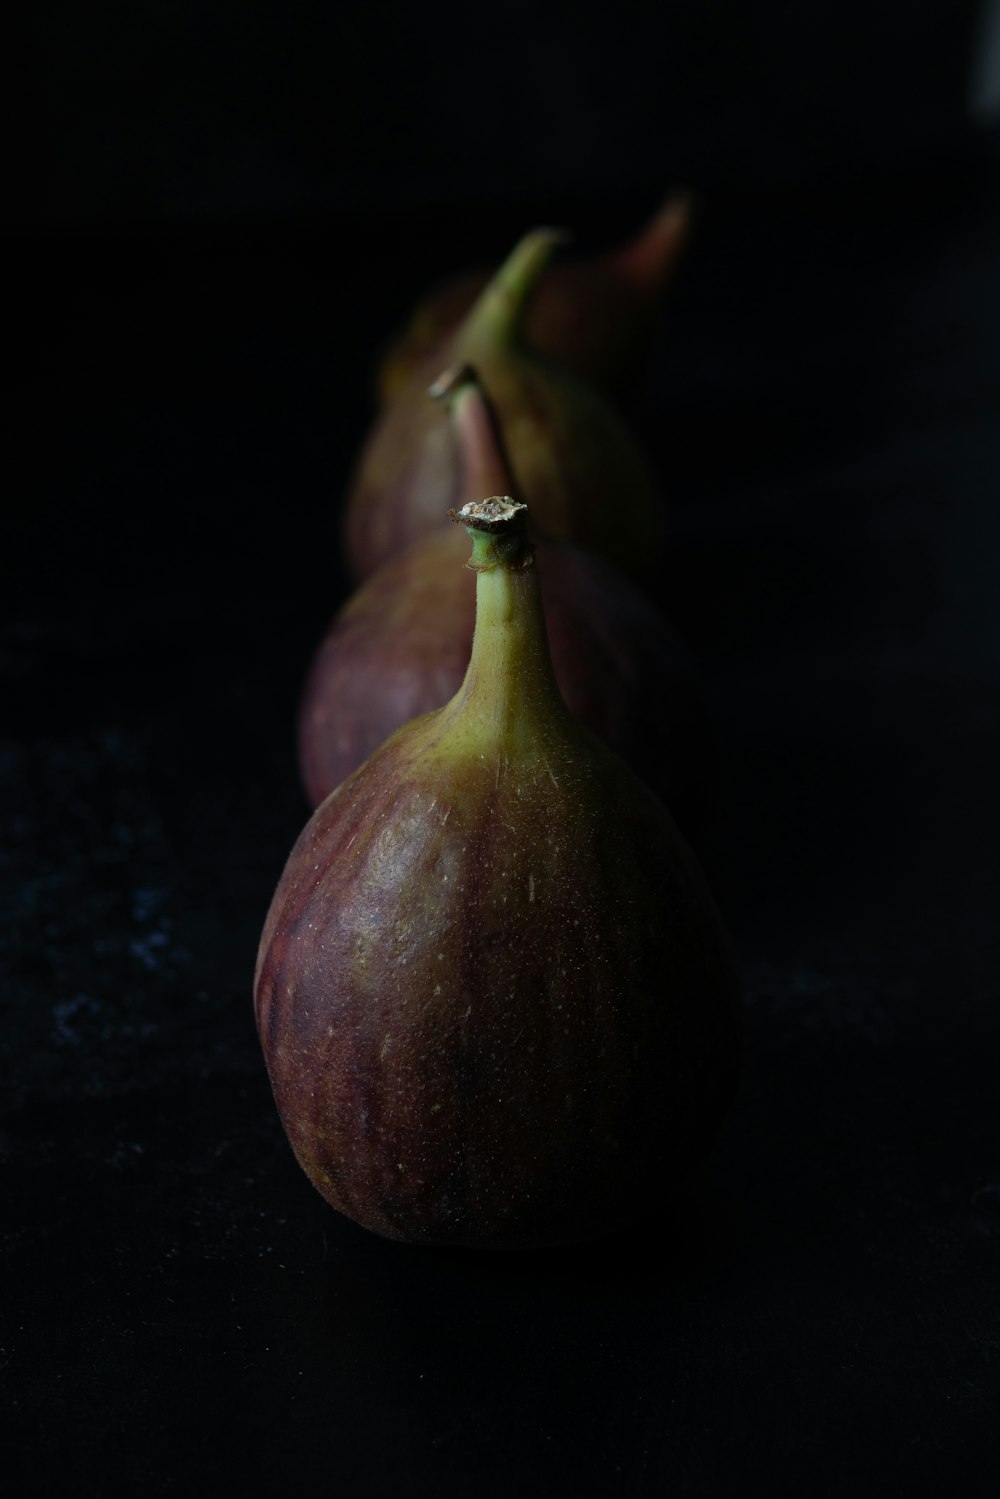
[301,370,715,834]
[344,229,661,583]
[376,196,691,406]
[256,497,739,1249]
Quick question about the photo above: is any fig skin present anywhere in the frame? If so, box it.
[375,196,691,408]
[344,230,661,584]
[257,500,738,1249]
[306,368,714,832]
[297,524,716,838]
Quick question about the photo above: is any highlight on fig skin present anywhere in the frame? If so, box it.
[257,495,739,1250]
[300,366,715,834]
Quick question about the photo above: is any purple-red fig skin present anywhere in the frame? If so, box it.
[255,715,739,1248]
[298,528,716,835]
[345,356,660,584]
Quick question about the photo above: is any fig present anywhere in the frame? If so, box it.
[300,369,715,834]
[343,228,661,583]
[376,196,691,407]
[256,497,739,1249]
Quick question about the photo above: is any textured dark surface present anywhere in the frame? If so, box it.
[8,129,1000,1493]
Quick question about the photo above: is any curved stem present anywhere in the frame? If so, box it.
[458,228,568,354]
[430,363,520,504]
[609,194,692,293]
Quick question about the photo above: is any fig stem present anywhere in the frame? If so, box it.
[610,193,692,292]
[449,498,566,750]
[430,363,521,507]
[452,495,533,572]
[460,228,568,353]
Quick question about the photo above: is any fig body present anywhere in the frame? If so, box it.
[257,500,738,1248]
[376,197,691,407]
[297,525,716,836]
[344,230,661,583]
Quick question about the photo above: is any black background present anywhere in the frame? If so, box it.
[8,4,1000,1494]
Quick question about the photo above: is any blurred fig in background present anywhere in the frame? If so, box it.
[343,230,661,583]
[375,195,692,408]
[304,369,715,836]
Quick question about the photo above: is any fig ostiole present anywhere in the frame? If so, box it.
[344,229,661,584]
[257,497,738,1249]
[300,368,715,833]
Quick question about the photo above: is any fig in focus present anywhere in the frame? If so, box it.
[375,196,692,407]
[256,497,739,1249]
[299,368,715,834]
[343,228,660,583]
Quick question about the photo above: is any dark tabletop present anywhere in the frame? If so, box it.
[7,63,1000,1495]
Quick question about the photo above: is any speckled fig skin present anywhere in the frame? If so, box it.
[344,230,661,584]
[256,499,738,1248]
[297,525,716,837]
[257,716,736,1248]
[375,197,691,408]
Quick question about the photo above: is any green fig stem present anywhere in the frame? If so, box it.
[459,228,568,354]
[430,363,520,506]
[447,498,566,751]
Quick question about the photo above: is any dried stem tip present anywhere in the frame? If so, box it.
[448,496,534,573]
[428,363,477,402]
[451,496,527,532]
